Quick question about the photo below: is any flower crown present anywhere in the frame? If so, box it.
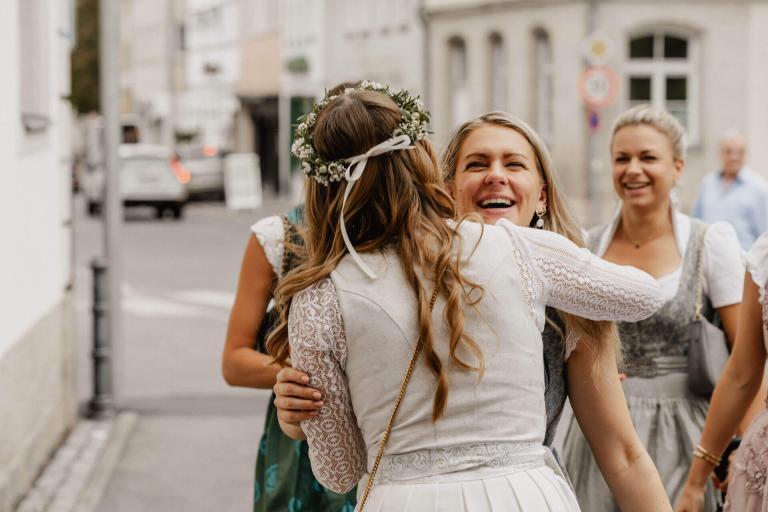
[291,81,431,185]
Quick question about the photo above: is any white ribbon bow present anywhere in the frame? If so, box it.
[340,134,414,279]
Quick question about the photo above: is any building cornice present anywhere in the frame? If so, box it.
[423,0,758,20]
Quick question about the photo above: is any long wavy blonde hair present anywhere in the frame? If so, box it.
[441,111,620,364]
[267,90,484,421]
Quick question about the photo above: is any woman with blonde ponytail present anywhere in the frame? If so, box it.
[267,83,668,511]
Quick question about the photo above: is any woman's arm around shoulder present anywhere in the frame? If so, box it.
[287,277,367,494]
[497,220,664,322]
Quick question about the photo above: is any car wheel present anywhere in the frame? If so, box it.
[171,205,184,220]
[155,207,165,219]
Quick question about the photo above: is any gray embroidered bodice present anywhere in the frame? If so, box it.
[588,219,714,378]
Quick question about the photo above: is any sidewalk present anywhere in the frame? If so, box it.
[35,192,297,512]
[15,412,137,512]
[95,394,270,512]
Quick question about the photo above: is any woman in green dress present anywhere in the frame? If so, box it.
[223,205,356,512]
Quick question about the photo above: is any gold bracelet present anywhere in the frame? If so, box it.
[693,448,720,466]
[696,445,722,463]
[693,445,722,466]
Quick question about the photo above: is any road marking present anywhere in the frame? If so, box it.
[170,289,235,309]
[74,282,230,320]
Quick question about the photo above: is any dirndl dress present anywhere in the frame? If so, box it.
[562,219,717,510]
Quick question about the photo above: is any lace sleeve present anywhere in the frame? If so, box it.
[288,278,366,494]
[250,215,285,278]
[499,220,665,323]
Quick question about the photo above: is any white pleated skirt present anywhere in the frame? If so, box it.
[357,464,580,511]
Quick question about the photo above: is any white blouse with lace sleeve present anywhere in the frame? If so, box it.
[497,219,665,344]
[288,278,367,494]
[701,221,745,308]
[747,233,768,309]
[250,215,285,278]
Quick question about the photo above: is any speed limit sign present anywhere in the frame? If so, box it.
[578,66,618,108]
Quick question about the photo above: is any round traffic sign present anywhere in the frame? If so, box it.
[578,66,619,108]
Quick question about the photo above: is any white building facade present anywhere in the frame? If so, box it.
[235,0,282,191]
[120,0,185,146]
[178,0,241,149]
[0,0,76,509]
[424,0,768,223]
[277,0,426,194]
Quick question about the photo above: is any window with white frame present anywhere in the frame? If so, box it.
[18,0,50,134]
[488,32,507,111]
[626,30,698,144]
[448,36,469,127]
[533,28,553,144]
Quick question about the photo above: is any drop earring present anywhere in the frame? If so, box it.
[535,207,546,229]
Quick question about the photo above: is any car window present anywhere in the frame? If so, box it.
[120,158,170,173]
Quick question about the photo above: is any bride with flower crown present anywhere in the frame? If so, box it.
[266,82,672,511]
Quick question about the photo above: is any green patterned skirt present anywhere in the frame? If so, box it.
[254,394,357,512]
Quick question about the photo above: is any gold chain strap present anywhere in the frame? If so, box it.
[357,285,440,511]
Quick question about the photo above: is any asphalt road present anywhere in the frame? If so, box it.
[72,194,297,511]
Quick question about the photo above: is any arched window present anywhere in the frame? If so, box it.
[533,28,553,144]
[448,36,469,127]
[626,30,699,143]
[488,32,506,111]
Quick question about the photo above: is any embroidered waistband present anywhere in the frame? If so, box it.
[372,441,552,485]
[625,355,689,379]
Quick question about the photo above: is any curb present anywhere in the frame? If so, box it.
[15,411,138,512]
[74,412,138,512]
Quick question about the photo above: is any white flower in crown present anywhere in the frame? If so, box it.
[292,82,431,185]
[327,162,343,180]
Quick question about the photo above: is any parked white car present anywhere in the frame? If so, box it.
[177,145,225,199]
[85,144,190,219]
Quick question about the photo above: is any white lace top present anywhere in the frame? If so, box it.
[288,220,664,493]
[593,208,745,307]
[251,215,285,278]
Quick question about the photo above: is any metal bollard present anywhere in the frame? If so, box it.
[89,258,114,418]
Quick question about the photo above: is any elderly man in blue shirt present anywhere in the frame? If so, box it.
[693,130,768,250]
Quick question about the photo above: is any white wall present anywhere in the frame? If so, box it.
[178,0,241,147]
[185,0,240,86]
[280,0,327,95]
[325,0,424,94]
[0,1,71,358]
[746,2,768,178]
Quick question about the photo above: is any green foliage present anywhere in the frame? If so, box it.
[70,0,100,114]
[285,56,309,74]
